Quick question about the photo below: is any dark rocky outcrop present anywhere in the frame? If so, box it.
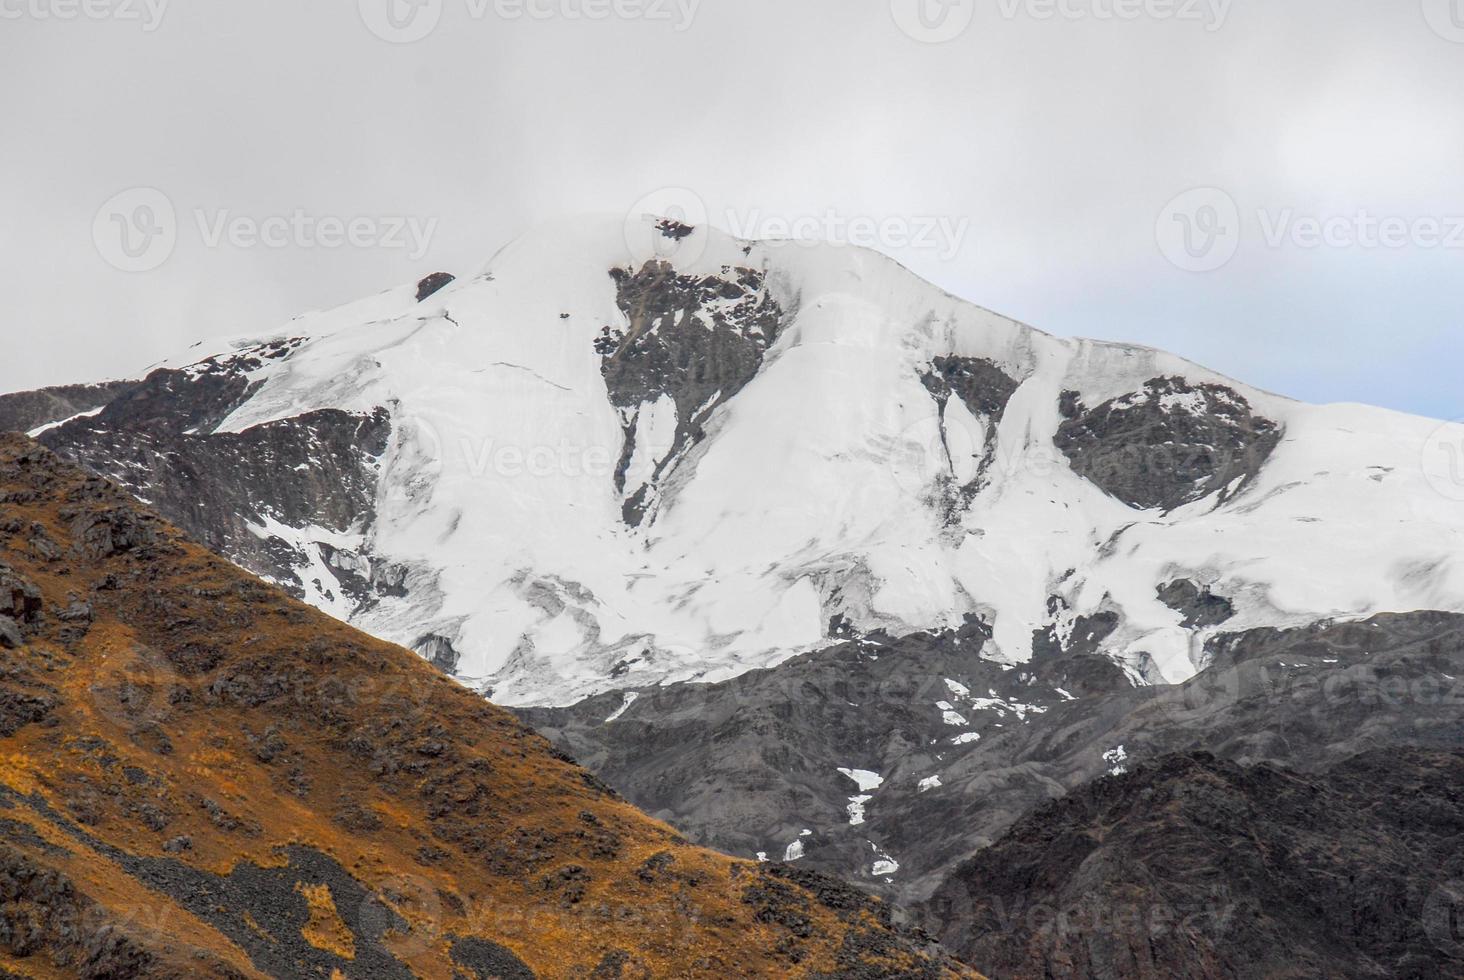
[920,357,1021,429]
[1031,607,1121,663]
[415,272,456,302]
[0,784,419,980]
[52,406,390,600]
[0,380,137,437]
[450,936,537,978]
[0,561,42,625]
[0,688,55,737]
[88,338,305,436]
[0,841,170,979]
[919,356,1022,519]
[1055,377,1282,511]
[600,260,785,526]
[33,342,395,606]
[922,749,1464,980]
[1157,578,1236,628]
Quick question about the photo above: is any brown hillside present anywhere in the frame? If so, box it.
[0,434,977,980]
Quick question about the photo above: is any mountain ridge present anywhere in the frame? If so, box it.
[14,217,1464,709]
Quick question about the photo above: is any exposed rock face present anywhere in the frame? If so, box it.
[0,434,973,979]
[919,356,1021,519]
[104,338,306,434]
[522,618,1109,900]
[922,749,1464,980]
[415,272,456,302]
[0,841,176,979]
[920,358,1021,426]
[1031,608,1121,664]
[0,381,137,436]
[34,341,396,611]
[1157,578,1236,628]
[0,562,42,626]
[600,260,785,526]
[523,610,1464,909]
[1054,377,1283,511]
[450,936,536,978]
[54,404,391,597]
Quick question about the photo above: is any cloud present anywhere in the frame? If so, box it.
[2,0,1461,417]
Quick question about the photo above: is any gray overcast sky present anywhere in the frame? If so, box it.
[3,0,1462,418]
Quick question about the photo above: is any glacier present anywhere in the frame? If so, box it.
[45,215,1464,707]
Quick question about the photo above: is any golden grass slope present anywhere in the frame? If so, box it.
[0,434,978,980]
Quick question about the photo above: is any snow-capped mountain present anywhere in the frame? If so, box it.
[18,215,1464,706]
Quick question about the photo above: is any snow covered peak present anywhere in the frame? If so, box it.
[53,217,1464,706]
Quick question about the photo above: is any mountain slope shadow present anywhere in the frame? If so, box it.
[921,750,1464,980]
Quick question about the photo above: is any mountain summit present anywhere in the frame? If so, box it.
[15,217,1464,706]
